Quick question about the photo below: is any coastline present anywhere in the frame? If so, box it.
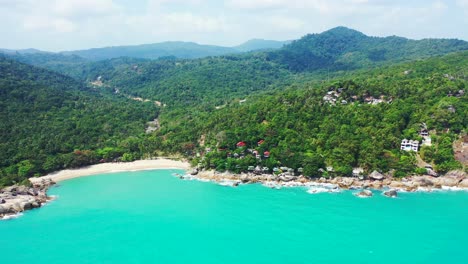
[29,158,190,184]
[1,159,190,220]
[185,169,468,196]
[2,159,467,220]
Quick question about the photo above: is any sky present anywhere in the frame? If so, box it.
[0,0,467,51]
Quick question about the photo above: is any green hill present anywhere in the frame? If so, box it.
[0,56,158,186]
[267,27,468,72]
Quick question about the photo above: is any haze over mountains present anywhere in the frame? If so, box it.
[1,39,291,61]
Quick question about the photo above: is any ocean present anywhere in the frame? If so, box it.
[1,169,467,263]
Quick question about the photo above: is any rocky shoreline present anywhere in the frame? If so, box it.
[1,169,467,220]
[0,178,55,220]
[183,169,468,197]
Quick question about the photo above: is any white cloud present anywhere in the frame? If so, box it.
[52,0,120,18]
[23,16,76,33]
[0,0,466,50]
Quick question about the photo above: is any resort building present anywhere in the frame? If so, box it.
[401,139,419,151]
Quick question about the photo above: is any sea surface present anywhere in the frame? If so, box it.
[1,169,467,264]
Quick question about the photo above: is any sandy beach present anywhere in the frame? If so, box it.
[30,159,190,183]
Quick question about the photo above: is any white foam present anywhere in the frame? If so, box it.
[307,186,342,194]
[1,213,23,220]
[441,186,468,191]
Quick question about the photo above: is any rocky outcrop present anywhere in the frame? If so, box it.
[355,189,373,197]
[369,171,384,180]
[0,178,55,219]
[432,176,461,187]
[383,189,398,198]
[459,178,468,188]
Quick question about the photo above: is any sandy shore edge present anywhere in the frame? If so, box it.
[30,159,190,183]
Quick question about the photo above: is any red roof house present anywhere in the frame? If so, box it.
[236,141,246,148]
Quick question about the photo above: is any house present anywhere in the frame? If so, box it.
[262,167,270,173]
[297,168,304,173]
[420,129,429,137]
[257,140,265,146]
[401,139,419,151]
[248,166,255,171]
[236,141,246,148]
[352,167,364,177]
[264,151,270,158]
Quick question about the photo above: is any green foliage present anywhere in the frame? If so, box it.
[267,26,468,72]
[1,31,466,187]
[0,57,158,186]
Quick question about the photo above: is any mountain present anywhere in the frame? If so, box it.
[60,42,238,61]
[0,56,157,186]
[154,51,467,175]
[0,48,47,55]
[234,39,290,52]
[267,26,468,72]
[1,27,466,185]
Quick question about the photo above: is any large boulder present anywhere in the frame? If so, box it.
[413,176,434,187]
[369,171,384,180]
[458,178,468,188]
[444,170,467,179]
[432,176,461,187]
[383,189,398,198]
[338,177,355,188]
[0,204,8,214]
[355,189,373,197]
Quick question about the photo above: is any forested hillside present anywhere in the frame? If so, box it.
[152,52,467,176]
[1,27,467,187]
[0,57,158,186]
[267,27,468,72]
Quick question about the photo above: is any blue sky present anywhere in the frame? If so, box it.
[1,0,467,51]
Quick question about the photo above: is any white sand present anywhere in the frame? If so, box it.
[30,159,190,183]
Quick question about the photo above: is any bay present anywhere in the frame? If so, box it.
[1,169,467,264]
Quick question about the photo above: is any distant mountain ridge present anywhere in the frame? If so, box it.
[267,26,468,72]
[1,39,291,61]
[234,39,291,52]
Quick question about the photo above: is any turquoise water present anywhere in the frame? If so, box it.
[1,169,467,264]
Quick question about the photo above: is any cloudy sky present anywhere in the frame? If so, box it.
[1,0,467,51]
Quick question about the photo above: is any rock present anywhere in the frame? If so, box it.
[355,189,373,197]
[389,181,406,189]
[21,201,33,210]
[459,178,468,188]
[369,170,384,180]
[413,176,434,187]
[27,188,39,196]
[444,170,467,179]
[383,189,398,198]
[370,181,383,189]
[190,169,198,175]
[0,198,5,204]
[0,205,8,214]
[338,177,355,188]
[432,176,461,187]
[16,186,28,195]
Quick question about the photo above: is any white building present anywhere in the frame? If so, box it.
[401,139,419,152]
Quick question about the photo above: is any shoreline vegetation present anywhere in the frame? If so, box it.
[1,158,467,220]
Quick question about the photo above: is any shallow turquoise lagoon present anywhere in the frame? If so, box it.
[1,169,467,263]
